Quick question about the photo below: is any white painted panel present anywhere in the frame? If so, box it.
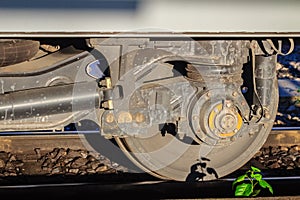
[0,0,299,34]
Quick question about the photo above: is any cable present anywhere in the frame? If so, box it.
[266,38,294,56]
[250,40,264,123]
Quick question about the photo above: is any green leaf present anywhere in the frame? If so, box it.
[251,166,261,172]
[252,173,262,181]
[235,183,253,196]
[258,179,270,188]
[259,179,274,194]
[252,189,261,197]
[232,174,247,188]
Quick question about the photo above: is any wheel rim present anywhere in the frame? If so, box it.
[115,124,271,181]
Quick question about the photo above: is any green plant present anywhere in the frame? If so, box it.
[232,166,273,197]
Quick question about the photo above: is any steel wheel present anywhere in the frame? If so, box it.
[114,82,278,181]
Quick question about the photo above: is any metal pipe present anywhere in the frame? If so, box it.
[0,82,101,121]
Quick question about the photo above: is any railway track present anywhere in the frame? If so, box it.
[0,134,296,197]
[0,126,297,196]
[0,127,297,177]
[265,127,300,147]
[0,127,297,154]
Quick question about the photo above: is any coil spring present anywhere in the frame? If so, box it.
[185,63,243,85]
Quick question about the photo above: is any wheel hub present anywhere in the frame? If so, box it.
[190,89,248,145]
[208,102,243,139]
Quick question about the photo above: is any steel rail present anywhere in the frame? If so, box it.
[221,176,300,181]
[0,127,296,160]
[0,126,298,136]
[272,126,300,131]
[0,175,298,189]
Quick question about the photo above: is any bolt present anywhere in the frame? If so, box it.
[264,110,271,119]
[107,100,114,110]
[100,77,112,88]
[100,79,107,87]
[226,102,232,108]
[135,112,146,123]
[249,131,254,136]
[232,91,238,97]
[101,101,108,108]
[106,78,112,89]
[105,113,114,123]
[104,135,113,139]
[102,100,114,109]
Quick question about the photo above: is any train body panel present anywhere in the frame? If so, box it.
[0,0,299,36]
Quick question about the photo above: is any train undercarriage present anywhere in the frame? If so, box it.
[0,36,294,181]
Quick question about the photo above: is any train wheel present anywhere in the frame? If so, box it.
[95,39,281,181]
[114,82,278,181]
